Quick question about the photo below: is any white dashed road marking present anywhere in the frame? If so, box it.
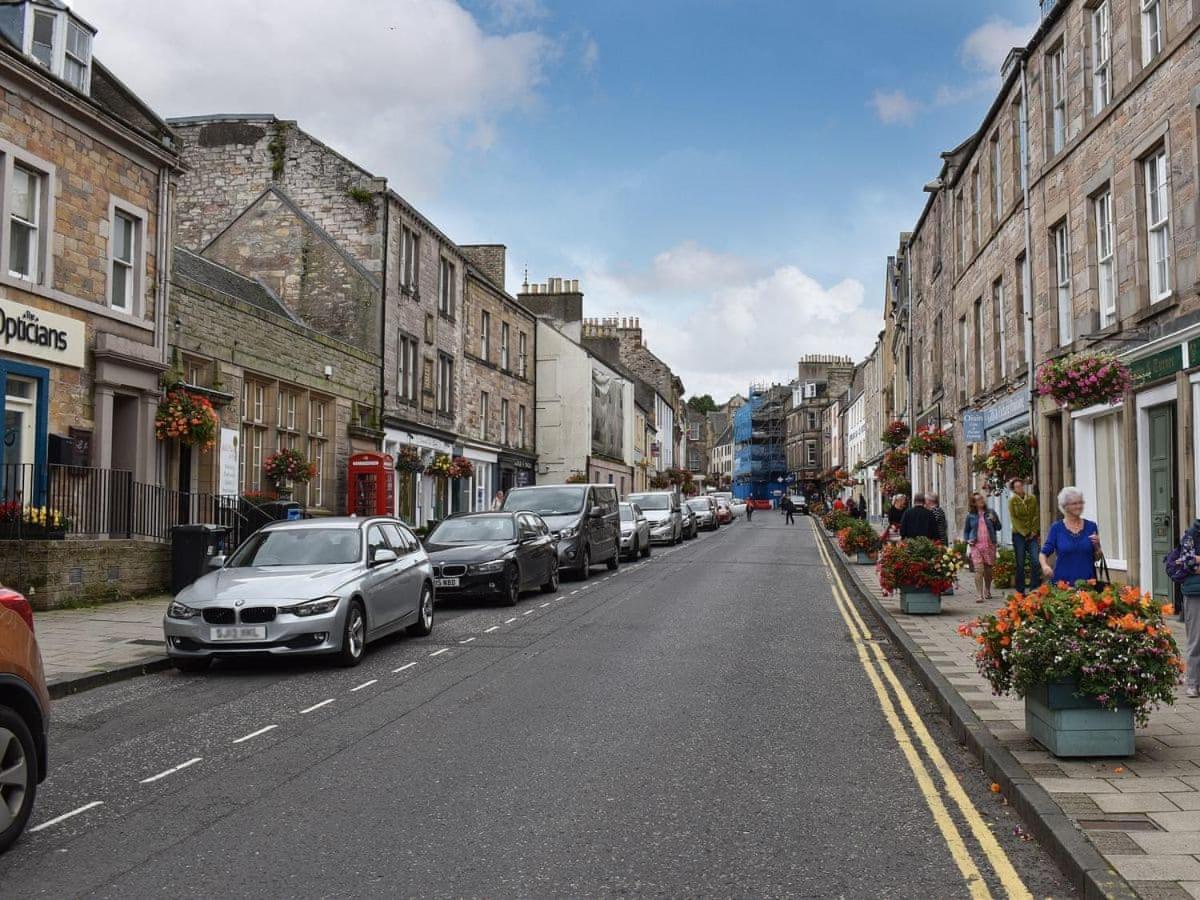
[140,757,202,784]
[459,637,475,644]
[393,662,418,673]
[30,801,104,833]
[484,625,500,633]
[504,617,517,624]
[522,610,533,616]
[350,679,378,692]
[232,725,277,745]
[430,648,449,657]
[300,698,336,714]
[539,602,550,608]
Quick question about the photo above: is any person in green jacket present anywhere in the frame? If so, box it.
[1007,478,1041,593]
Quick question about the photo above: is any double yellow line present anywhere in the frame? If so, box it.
[811,523,1032,900]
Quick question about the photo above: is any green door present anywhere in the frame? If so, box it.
[1148,404,1176,602]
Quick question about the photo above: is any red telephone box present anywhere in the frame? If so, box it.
[348,452,394,516]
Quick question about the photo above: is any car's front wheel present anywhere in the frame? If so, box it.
[339,599,367,666]
[577,546,591,580]
[0,705,38,853]
[641,539,651,558]
[501,567,521,606]
[407,584,434,636]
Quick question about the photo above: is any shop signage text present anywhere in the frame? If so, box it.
[1129,346,1182,385]
[0,298,85,368]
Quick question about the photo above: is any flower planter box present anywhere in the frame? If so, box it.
[0,526,66,541]
[855,551,874,565]
[899,588,941,615]
[1025,679,1134,758]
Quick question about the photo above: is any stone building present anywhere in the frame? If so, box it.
[169,248,378,514]
[899,0,1199,598]
[0,1,182,605]
[456,245,537,506]
[785,355,854,495]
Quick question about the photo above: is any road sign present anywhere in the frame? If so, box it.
[785,474,796,484]
[962,411,985,442]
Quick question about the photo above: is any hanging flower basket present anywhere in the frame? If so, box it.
[878,448,910,496]
[908,425,955,458]
[1036,351,1134,410]
[395,445,426,474]
[647,474,670,488]
[155,389,219,451]
[264,448,317,490]
[971,432,1036,495]
[448,456,475,480]
[566,471,590,484]
[425,453,455,479]
[882,419,910,448]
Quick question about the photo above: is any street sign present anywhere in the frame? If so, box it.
[785,474,796,483]
[962,411,985,442]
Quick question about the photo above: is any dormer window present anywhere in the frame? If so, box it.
[16,3,94,93]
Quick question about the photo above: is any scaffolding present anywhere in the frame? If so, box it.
[732,381,789,501]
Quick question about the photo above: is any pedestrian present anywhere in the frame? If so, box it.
[883,493,907,543]
[964,492,1001,601]
[782,495,795,525]
[1168,519,1200,698]
[490,490,505,511]
[1007,478,1041,593]
[746,500,754,522]
[857,495,867,519]
[833,497,846,512]
[1039,486,1102,587]
[900,491,938,540]
[924,492,948,545]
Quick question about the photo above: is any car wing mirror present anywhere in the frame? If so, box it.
[588,505,604,518]
[206,555,226,572]
[372,548,398,566]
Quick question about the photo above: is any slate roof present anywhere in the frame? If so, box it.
[172,247,300,323]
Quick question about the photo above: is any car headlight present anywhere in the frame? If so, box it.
[285,596,340,617]
[167,600,199,620]
[471,559,507,574]
[558,525,579,541]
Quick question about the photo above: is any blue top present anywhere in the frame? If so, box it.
[962,510,999,544]
[1041,519,1099,584]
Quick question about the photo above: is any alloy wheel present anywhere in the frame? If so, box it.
[420,588,433,630]
[0,727,28,831]
[348,607,365,658]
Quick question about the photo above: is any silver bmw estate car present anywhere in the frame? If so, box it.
[163,517,434,671]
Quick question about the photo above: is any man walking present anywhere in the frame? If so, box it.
[900,491,938,540]
[925,492,948,545]
[1007,478,1041,592]
[746,500,753,522]
[782,495,795,525]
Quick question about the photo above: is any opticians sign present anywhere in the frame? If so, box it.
[0,298,85,368]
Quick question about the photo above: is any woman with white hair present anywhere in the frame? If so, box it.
[1039,486,1102,585]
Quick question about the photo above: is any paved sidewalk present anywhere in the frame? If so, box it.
[825,530,1200,899]
[34,595,171,696]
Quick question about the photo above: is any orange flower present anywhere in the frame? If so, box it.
[1162,605,1175,616]
[1000,636,1011,646]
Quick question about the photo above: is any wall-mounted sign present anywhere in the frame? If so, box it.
[0,298,85,368]
[1129,346,1183,385]
[961,411,986,443]
[219,428,240,496]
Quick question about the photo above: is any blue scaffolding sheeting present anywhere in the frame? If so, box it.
[732,383,787,501]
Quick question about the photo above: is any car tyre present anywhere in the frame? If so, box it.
[171,657,211,674]
[0,706,38,854]
[541,563,560,594]
[501,566,521,606]
[339,599,367,666]
[606,549,619,571]
[407,584,434,637]
[577,546,591,581]
[641,540,651,558]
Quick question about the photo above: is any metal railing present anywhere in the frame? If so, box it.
[0,463,272,545]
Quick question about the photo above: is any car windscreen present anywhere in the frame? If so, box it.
[619,505,634,522]
[687,500,709,511]
[502,486,586,516]
[227,528,361,567]
[428,517,515,542]
[627,494,670,510]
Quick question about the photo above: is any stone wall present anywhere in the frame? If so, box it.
[3,540,170,610]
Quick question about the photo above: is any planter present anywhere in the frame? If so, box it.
[899,587,941,615]
[0,526,66,541]
[1025,679,1135,757]
[855,551,874,565]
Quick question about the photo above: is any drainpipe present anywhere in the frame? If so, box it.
[379,194,390,449]
[905,239,916,493]
[154,163,172,485]
[1019,56,1038,501]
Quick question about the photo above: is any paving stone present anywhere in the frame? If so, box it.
[1129,882,1199,900]
[1087,830,1145,854]
[1095,792,1179,813]
[1150,811,1200,832]
[1109,856,1200,881]
[1116,778,1192,794]
[1036,777,1119,794]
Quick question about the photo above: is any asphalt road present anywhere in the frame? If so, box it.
[1,515,1076,898]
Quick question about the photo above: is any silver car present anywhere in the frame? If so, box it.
[686,496,718,531]
[619,502,652,561]
[163,517,434,671]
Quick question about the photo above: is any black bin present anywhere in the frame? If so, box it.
[259,500,303,522]
[171,524,232,595]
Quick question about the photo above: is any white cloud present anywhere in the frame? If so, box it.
[959,17,1037,75]
[483,0,547,26]
[870,89,920,126]
[79,0,552,195]
[582,36,600,73]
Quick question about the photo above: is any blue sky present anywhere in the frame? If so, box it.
[95,0,1040,399]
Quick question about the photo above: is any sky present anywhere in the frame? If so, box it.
[80,0,1041,401]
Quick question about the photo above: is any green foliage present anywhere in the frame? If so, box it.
[347,186,374,205]
[687,394,718,414]
[268,125,289,180]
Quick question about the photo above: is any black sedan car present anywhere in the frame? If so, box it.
[423,512,559,606]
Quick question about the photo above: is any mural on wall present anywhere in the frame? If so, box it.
[591,367,624,460]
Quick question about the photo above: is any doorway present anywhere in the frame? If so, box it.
[1147,403,1177,602]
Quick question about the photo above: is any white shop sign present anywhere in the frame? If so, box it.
[0,297,85,368]
[219,428,240,496]
[384,427,452,455]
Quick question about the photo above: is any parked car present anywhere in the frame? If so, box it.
[681,504,698,540]
[502,484,620,579]
[714,497,734,525]
[729,498,748,518]
[787,494,809,514]
[163,517,434,671]
[619,502,652,560]
[0,586,50,854]
[686,496,718,531]
[423,512,559,605]
[626,491,683,545]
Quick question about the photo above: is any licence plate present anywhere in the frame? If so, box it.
[435,577,460,588]
[210,626,267,642]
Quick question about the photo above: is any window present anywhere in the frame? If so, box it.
[397,333,418,402]
[439,258,455,317]
[993,279,1007,381]
[1094,189,1116,326]
[277,389,298,433]
[500,399,509,445]
[309,398,326,437]
[64,21,90,91]
[931,313,943,392]
[307,398,329,508]
[990,133,1002,223]
[1015,254,1028,365]
[806,411,817,430]
[957,316,968,404]
[8,165,42,282]
[241,381,268,493]
[806,441,816,467]
[1053,222,1072,345]
[518,405,526,448]
[1141,0,1162,65]
[518,331,527,378]
[1011,95,1025,196]
[110,209,140,311]
[480,309,490,360]
[1144,149,1171,302]
[501,322,510,371]
[1048,45,1067,154]
[973,297,984,392]
[1091,413,1124,561]
[30,10,54,68]
[400,226,419,292]
[437,353,453,414]
[479,391,489,439]
[971,167,982,249]
[955,189,966,268]
[1091,2,1111,113]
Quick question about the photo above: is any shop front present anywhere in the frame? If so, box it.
[458,443,498,513]
[979,390,1031,545]
[499,450,536,495]
[384,425,455,527]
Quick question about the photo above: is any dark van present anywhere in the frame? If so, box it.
[502,484,620,579]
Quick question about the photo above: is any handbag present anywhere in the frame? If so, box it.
[1093,553,1112,588]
